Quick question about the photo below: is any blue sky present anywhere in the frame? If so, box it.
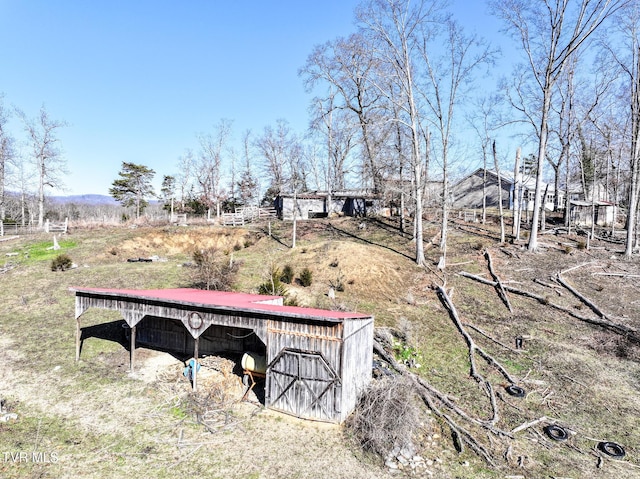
[0,0,504,196]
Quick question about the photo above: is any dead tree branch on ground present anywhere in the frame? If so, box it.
[435,285,518,387]
[459,272,640,343]
[372,336,510,465]
[484,249,513,313]
[555,272,608,320]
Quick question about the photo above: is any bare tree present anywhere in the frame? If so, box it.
[0,96,16,221]
[255,119,304,195]
[176,149,196,212]
[598,2,640,257]
[301,33,389,193]
[356,0,448,266]
[197,118,232,220]
[490,0,627,251]
[309,94,358,194]
[16,105,67,228]
[418,16,496,268]
[237,130,259,206]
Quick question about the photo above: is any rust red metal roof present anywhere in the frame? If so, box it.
[70,287,372,321]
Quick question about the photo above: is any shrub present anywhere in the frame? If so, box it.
[299,267,313,287]
[280,264,294,284]
[329,269,345,292]
[258,265,288,296]
[51,254,73,272]
[284,295,299,307]
[190,247,239,290]
[345,376,421,458]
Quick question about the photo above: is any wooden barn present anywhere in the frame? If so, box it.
[71,287,374,423]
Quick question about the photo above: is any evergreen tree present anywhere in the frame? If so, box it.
[109,162,156,218]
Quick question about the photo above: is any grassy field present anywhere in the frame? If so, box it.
[1,217,639,478]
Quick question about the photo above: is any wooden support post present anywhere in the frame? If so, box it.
[130,325,136,373]
[193,338,199,391]
[75,318,81,361]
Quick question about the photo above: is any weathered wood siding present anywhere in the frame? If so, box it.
[340,317,374,422]
[73,289,373,423]
[74,292,269,343]
[265,319,344,421]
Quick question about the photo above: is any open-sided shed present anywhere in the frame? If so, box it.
[71,287,374,423]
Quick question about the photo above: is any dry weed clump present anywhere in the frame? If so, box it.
[346,375,422,458]
[189,247,240,290]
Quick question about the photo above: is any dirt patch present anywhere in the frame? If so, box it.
[116,227,254,258]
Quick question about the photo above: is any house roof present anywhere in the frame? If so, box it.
[454,168,547,191]
[278,189,377,199]
[70,287,372,322]
[570,200,616,207]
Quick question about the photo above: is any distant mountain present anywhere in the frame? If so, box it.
[49,194,119,206]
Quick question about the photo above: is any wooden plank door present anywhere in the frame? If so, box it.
[266,349,341,422]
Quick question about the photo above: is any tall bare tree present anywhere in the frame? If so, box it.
[0,96,16,221]
[197,118,232,220]
[356,0,447,266]
[491,0,627,251]
[237,130,259,206]
[176,149,196,212]
[598,2,640,257]
[17,105,67,228]
[302,33,388,193]
[255,119,303,195]
[418,16,496,268]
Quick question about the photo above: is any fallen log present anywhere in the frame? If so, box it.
[459,271,640,343]
[434,284,517,386]
[372,337,510,465]
[592,272,640,278]
[555,273,607,320]
[485,249,513,313]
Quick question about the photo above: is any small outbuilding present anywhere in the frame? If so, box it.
[570,200,617,227]
[275,190,372,220]
[71,287,374,423]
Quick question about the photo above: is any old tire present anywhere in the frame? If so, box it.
[505,384,526,397]
[543,424,569,441]
[597,441,625,459]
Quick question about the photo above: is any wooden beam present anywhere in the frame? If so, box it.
[130,325,136,373]
[75,317,81,361]
[193,338,199,391]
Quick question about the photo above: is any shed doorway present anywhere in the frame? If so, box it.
[134,316,267,400]
[266,349,341,421]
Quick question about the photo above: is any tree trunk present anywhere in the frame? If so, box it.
[528,88,552,251]
[512,147,521,241]
[625,45,640,258]
[493,141,505,243]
